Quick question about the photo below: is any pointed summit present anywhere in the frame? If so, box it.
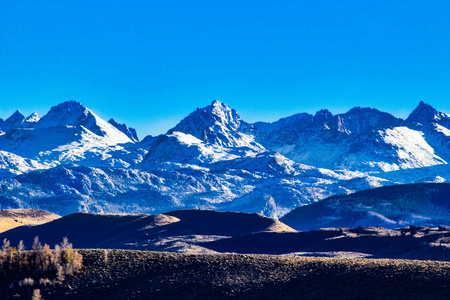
[38,101,89,128]
[167,101,263,149]
[406,101,449,127]
[5,110,25,124]
[37,100,132,144]
[168,100,243,139]
[2,110,25,131]
[411,101,436,117]
[24,112,40,123]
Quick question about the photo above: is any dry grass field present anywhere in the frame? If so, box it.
[3,250,450,299]
[0,209,60,233]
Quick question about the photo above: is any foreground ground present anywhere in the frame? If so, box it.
[4,250,450,299]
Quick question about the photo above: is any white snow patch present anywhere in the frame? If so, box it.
[367,211,397,224]
[380,126,446,170]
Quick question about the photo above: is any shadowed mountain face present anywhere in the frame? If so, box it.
[0,100,449,220]
[280,183,450,230]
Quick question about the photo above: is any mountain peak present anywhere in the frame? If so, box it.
[315,109,332,116]
[340,106,403,134]
[406,101,442,126]
[416,101,436,113]
[53,100,88,115]
[347,106,371,114]
[5,110,25,123]
[38,101,91,128]
[36,100,132,144]
[312,109,333,129]
[211,99,223,106]
[168,101,242,136]
[25,112,40,123]
[167,101,264,149]
[3,110,26,131]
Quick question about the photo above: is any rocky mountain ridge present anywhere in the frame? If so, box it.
[0,100,449,219]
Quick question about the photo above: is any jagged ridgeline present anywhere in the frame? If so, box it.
[0,100,449,220]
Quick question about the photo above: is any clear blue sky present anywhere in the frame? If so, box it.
[1,1,450,138]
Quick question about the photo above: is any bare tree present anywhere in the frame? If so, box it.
[32,236,42,251]
[17,240,25,252]
[2,238,10,252]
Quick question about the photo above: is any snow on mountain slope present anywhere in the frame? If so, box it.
[0,101,136,168]
[373,159,450,186]
[168,100,265,152]
[37,101,132,144]
[378,126,445,171]
[247,103,445,172]
[404,101,450,163]
[108,118,139,142]
[209,151,312,176]
[24,112,40,123]
[0,100,449,219]
[337,107,403,135]
[142,131,262,168]
[0,151,49,177]
[0,125,138,168]
[0,156,384,218]
[142,101,269,168]
[1,111,41,131]
[0,126,88,159]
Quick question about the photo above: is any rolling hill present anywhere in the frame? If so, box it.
[281,183,450,230]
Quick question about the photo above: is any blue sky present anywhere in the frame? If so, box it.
[1,1,450,138]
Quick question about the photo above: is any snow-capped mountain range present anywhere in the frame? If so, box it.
[0,100,449,218]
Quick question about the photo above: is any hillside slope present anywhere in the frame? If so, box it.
[2,209,450,262]
[0,209,60,233]
[0,210,294,252]
[280,183,450,230]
